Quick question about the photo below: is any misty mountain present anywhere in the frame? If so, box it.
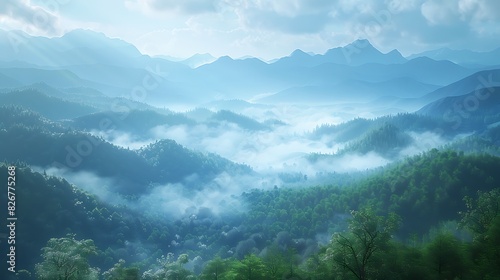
[0,84,173,121]
[337,123,413,158]
[312,113,460,144]
[259,77,440,104]
[4,148,500,277]
[312,118,374,143]
[209,110,270,131]
[259,56,471,104]
[274,39,406,67]
[1,20,500,280]
[0,67,91,88]
[0,107,252,194]
[70,110,195,136]
[419,87,500,117]
[408,47,500,66]
[139,139,252,183]
[0,30,484,107]
[194,56,284,99]
[245,149,500,241]
[202,99,270,112]
[193,42,472,103]
[0,29,198,105]
[387,69,500,111]
[349,56,471,86]
[179,53,217,68]
[0,72,22,87]
[417,87,500,132]
[448,124,500,156]
[0,106,65,133]
[0,29,144,67]
[0,164,172,271]
[309,122,415,161]
[418,69,500,104]
[0,89,98,120]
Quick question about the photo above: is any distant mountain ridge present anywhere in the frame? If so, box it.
[0,28,497,106]
[180,53,217,68]
[275,39,407,67]
[408,47,500,66]
[0,29,144,67]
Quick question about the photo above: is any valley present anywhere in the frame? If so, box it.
[0,28,499,280]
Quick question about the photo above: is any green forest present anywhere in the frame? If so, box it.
[2,147,500,279]
[1,19,500,280]
[1,86,500,279]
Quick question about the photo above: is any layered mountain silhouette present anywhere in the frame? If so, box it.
[0,29,497,107]
[409,47,500,66]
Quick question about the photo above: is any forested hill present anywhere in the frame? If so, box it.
[0,106,251,194]
[4,149,499,278]
[243,149,500,239]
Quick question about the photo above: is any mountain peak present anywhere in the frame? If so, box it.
[290,49,309,57]
[179,53,217,68]
[62,29,108,41]
[219,55,233,61]
[345,39,374,49]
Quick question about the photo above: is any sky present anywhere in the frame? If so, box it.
[0,0,499,60]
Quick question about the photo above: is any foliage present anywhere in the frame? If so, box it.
[460,188,500,237]
[141,253,192,280]
[424,232,468,280]
[35,234,99,280]
[139,139,251,183]
[327,208,400,280]
[338,123,413,158]
[210,110,269,131]
[71,110,196,136]
[0,89,98,120]
[102,259,140,280]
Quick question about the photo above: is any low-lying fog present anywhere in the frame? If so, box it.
[93,103,446,175]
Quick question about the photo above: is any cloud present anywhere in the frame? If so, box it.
[127,0,220,15]
[399,131,447,157]
[136,171,282,219]
[220,0,500,56]
[36,167,128,206]
[233,0,336,34]
[89,130,155,150]
[118,0,500,60]
[0,0,60,35]
[421,1,460,25]
[36,165,260,220]
[148,105,397,176]
[150,121,337,174]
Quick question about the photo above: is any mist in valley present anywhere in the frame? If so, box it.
[1,1,500,278]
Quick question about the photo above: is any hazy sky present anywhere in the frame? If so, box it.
[1,0,499,60]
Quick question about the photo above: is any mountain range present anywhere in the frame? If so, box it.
[1,27,500,278]
[1,29,498,109]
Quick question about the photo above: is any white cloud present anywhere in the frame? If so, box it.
[149,105,390,175]
[399,131,446,157]
[37,167,128,206]
[125,0,221,15]
[0,0,61,35]
[89,130,155,150]
[421,1,459,25]
[6,0,500,71]
[137,173,246,218]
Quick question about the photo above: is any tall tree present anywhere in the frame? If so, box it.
[328,207,400,280]
[232,254,266,280]
[35,234,99,280]
[460,188,500,238]
[199,256,228,280]
[424,233,467,279]
[262,244,286,280]
[102,259,140,280]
